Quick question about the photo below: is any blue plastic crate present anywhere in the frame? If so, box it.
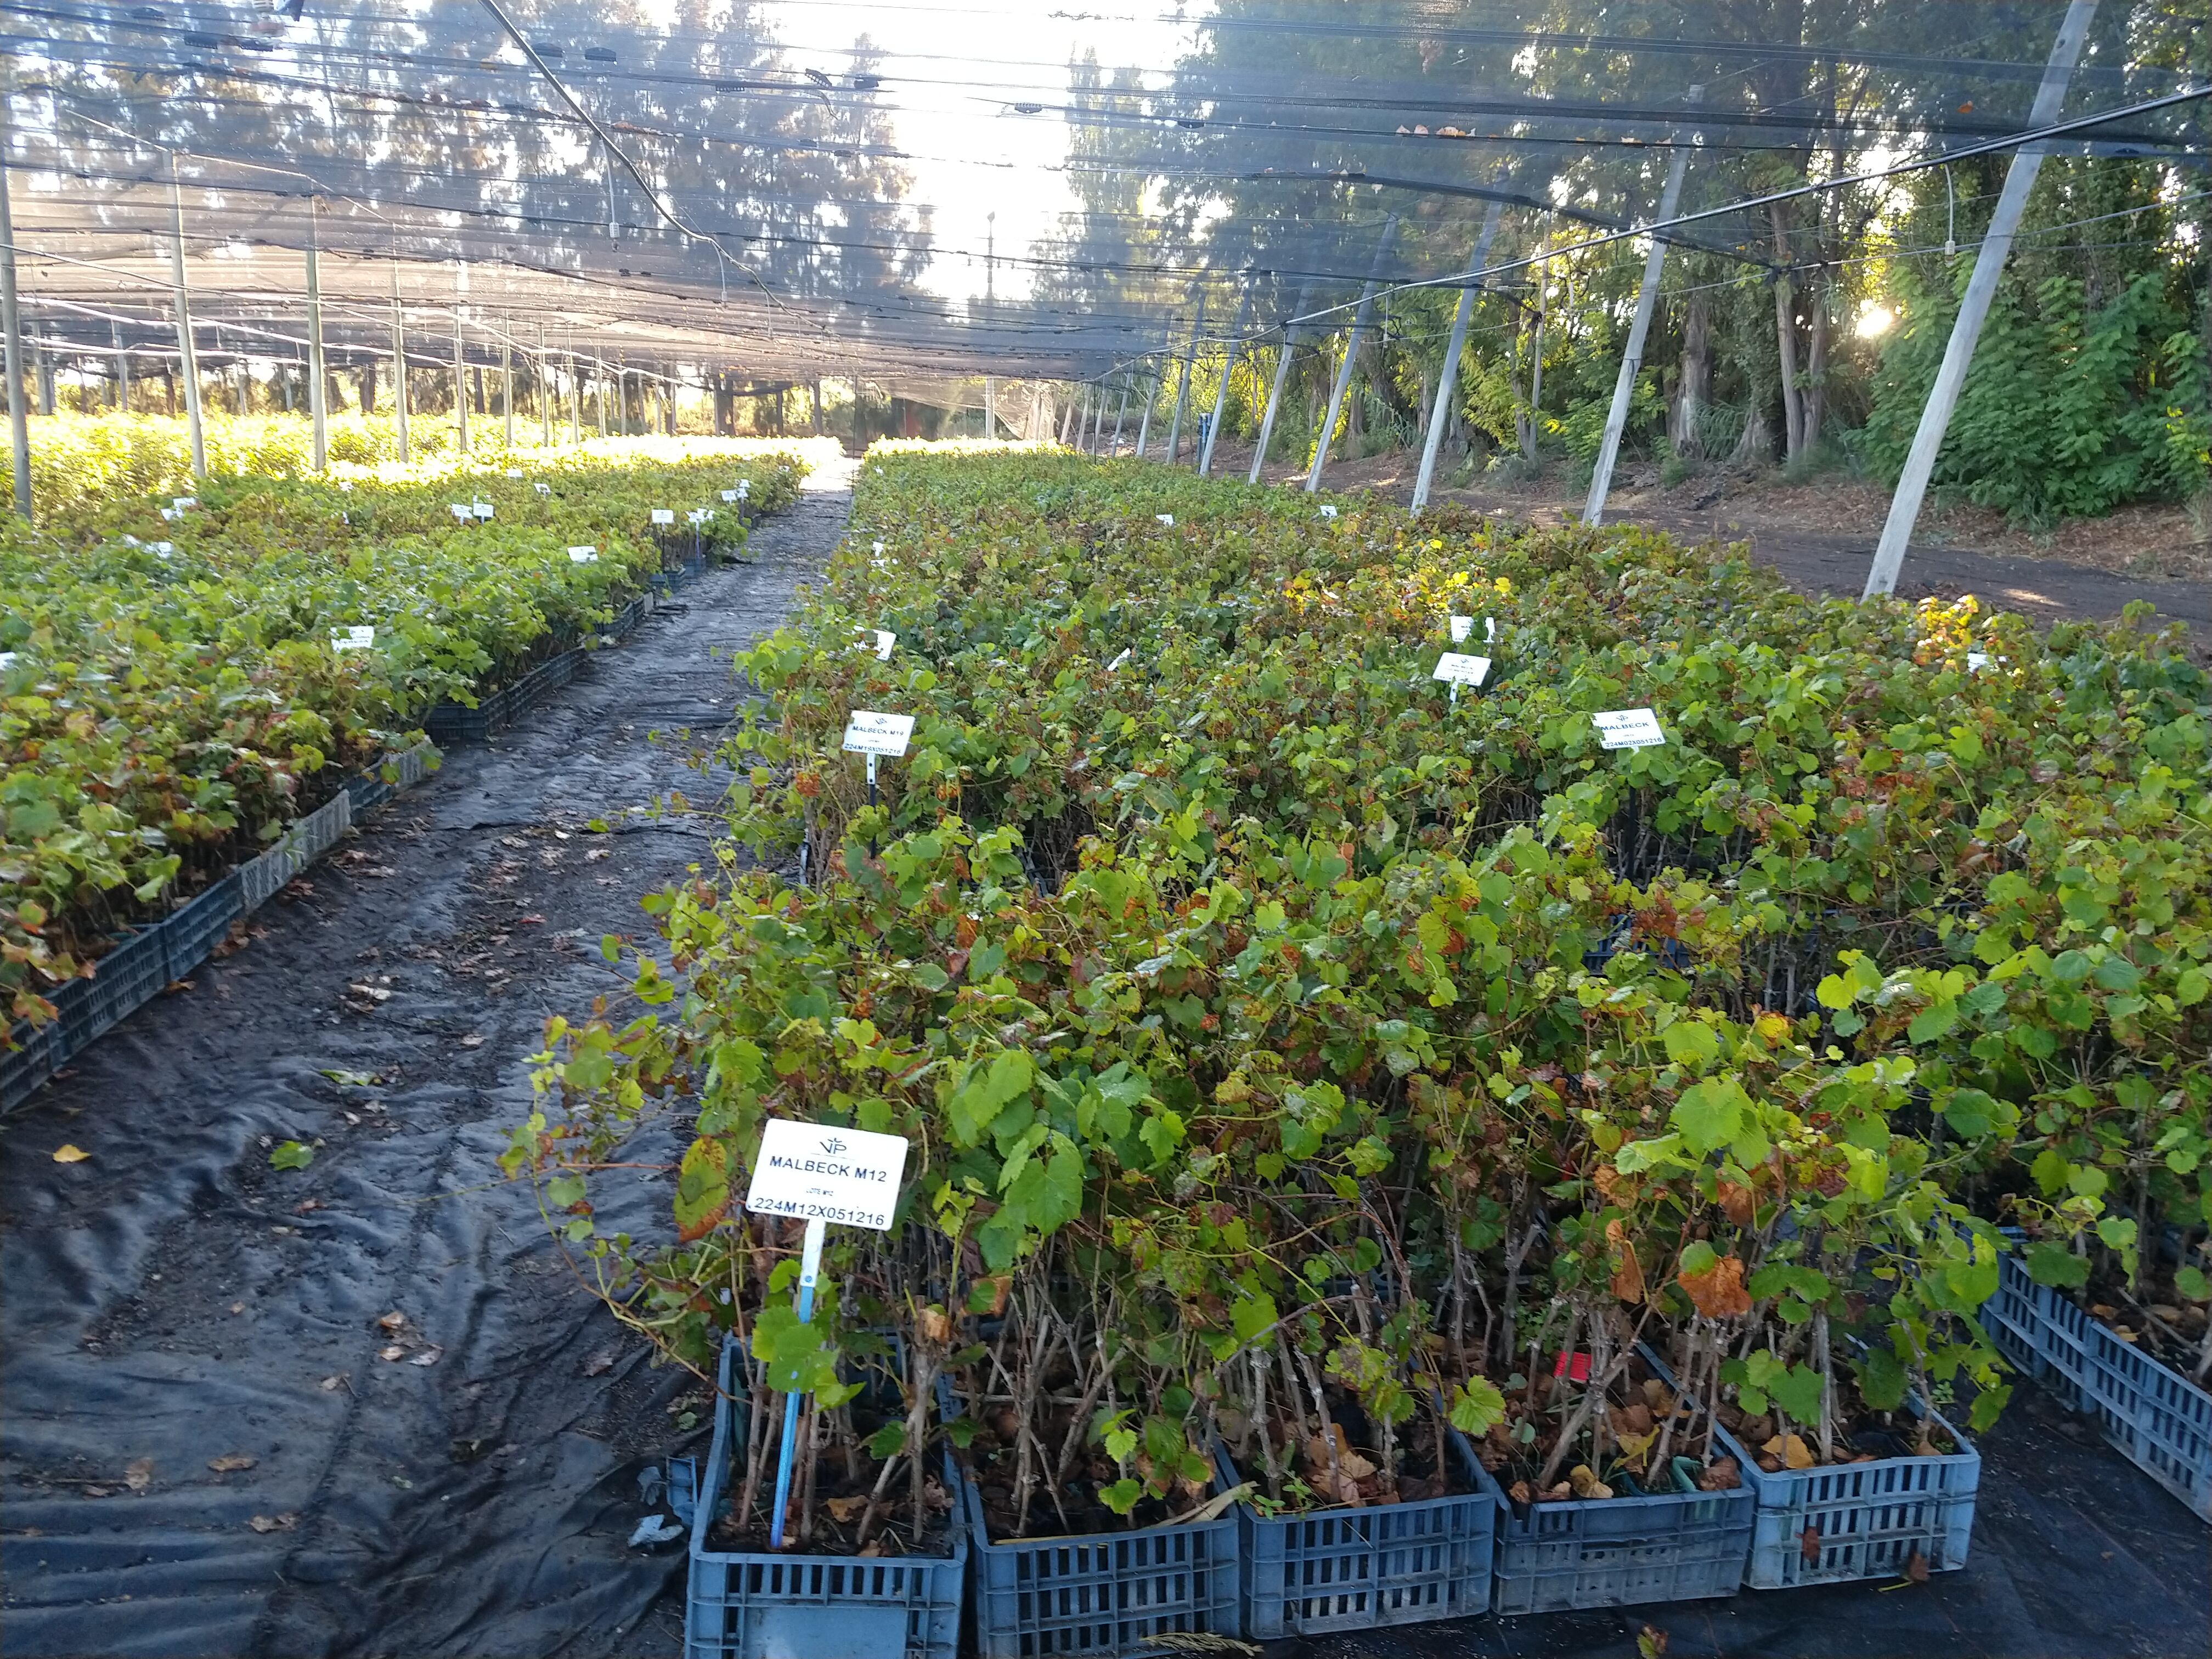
[1990,1250,2212,1519]
[163,873,242,980]
[1215,1427,1498,1639]
[52,924,170,1052]
[1491,1474,1753,1615]
[1490,1348,1753,1615]
[687,1339,966,1659]
[0,1016,70,1114]
[1735,1414,1979,1589]
[1643,1341,1980,1589]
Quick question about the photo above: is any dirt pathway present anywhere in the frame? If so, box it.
[0,462,853,1658]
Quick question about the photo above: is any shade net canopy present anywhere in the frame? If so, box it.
[0,0,2202,390]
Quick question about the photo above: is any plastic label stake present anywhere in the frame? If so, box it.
[1593,708,1666,749]
[652,508,675,525]
[1448,614,1474,643]
[331,625,376,651]
[743,1119,910,1550]
[721,489,738,503]
[1433,652,1491,708]
[568,547,598,563]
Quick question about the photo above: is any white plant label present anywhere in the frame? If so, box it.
[159,508,177,522]
[504,468,522,479]
[338,481,353,492]
[1966,651,1991,673]
[651,508,675,526]
[450,503,470,521]
[172,496,196,510]
[569,547,599,563]
[686,509,703,524]
[736,479,749,499]
[1486,616,1497,644]
[150,541,174,556]
[873,629,896,661]
[1319,504,1337,520]
[1449,614,1474,644]
[721,489,738,503]
[332,626,376,652]
[871,540,885,555]
[1433,652,1491,687]
[535,482,550,495]
[744,1119,909,1232]
[1108,647,1132,673]
[841,709,915,757]
[473,502,494,520]
[0,652,16,669]
[1593,708,1666,749]
[1156,514,1174,526]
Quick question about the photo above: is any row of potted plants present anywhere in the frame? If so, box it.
[2,436,815,1048]
[505,447,2209,1656]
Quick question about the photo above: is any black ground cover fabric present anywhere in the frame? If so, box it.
[3,460,2207,1659]
[1,467,851,1658]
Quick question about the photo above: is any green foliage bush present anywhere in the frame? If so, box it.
[512,449,2209,1537]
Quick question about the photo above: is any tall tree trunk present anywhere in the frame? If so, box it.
[1520,302,1547,462]
[326,370,348,415]
[358,362,377,416]
[1801,272,1829,453]
[1770,203,1805,462]
[1672,290,1712,458]
[1731,402,1774,466]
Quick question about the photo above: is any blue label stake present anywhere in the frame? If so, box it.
[768,1216,826,1550]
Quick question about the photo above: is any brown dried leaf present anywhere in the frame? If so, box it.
[1695,1457,1741,1492]
[207,1454,257,1473]
[376,1311,407,1331]
[1677,1254,1753,1319]
[1800,1525,1822,1566]
[379,1344,405,1362]
[1716,1181,1757,1226]
[246,1513,298,1534]
[1903,1548,1930,1584]
[825,1495,870,1523]
[581,1352,615,1378]
[123,1458,154,1492]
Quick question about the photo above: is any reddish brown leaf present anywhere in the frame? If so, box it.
[1800,1525,1822,1565]
[1677,1254,1753,1319]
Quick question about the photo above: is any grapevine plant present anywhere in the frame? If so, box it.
[2,436,825,1040]
[507,448,2211,1554]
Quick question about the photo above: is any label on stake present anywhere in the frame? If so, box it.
[1433,653,1491,688]
[568,546,599,563]
[651,508,675,526]
[1593,708,1666,749]
[873,630,895,661]
[1448,614,1474,644]
[840,710,914,757]
[744,1120,909,1231]
[331,626,376,652]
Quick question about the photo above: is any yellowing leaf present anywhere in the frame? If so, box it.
[52,1144,90,1163]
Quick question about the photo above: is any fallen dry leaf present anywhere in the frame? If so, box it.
[1903,1548,1930,1583]
[409,1346,442,1368]
[319,1374,347,1392]
[208,1454,258,1473]
[1762,1433,1817,1471]
[825,1495,870,1523]
[246,1513,297,1533]
[459,1034,485,1049]
[1800,1524,1822,1566]
[80,1485,113,1499]
[582,1352,615,1378]
[1637,1626,1669,1659]
[52,1144,91,1164]
[376,1311,407,1331]
[379,1344,405,1362]
[518,914,546,926]
[229,1302,246,1315]
[124,1458,154,1492]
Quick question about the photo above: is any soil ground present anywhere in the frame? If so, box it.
[1195,436,2212,636]
[3,453,2207,1659]
[0,461,852,1658]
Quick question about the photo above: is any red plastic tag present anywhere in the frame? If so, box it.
[1551,1351,1592,1382]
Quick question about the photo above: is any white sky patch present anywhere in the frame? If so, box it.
[756,0,1202,301]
